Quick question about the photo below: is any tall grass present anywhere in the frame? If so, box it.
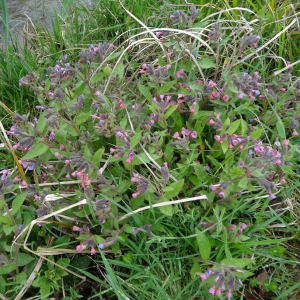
[0,0,10,46]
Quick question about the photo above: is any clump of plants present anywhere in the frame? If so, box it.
[1,4,300,299]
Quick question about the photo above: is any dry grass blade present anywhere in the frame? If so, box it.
[118,195,208,222]
[12,199,88,281]
[234,18,297,66]
[0,120,27,181]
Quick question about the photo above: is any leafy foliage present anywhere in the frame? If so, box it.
[0,1,300,299]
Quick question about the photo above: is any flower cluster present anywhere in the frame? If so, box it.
[198,265,244,299]
[131,174,150,198]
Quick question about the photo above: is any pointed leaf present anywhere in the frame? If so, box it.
[138,83,152,102]
[196,228,211,260]
[11,193,27,215]
[22,143,49,159]
[163,179,184,200]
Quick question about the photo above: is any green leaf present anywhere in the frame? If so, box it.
[250,128,263,139]
[130,131,142,149]
[190,261,201,278]
[16,272,27,284]
[92,147,104,166]
[90,72,105,84]
[164,105,178,120]
[75,112,91,126]
[220,258,254,268]
[276,120,286,140]
[238,177,248,189]
[197,58,216,69]
[63,124,78,136]
[36,113,47,132]
[55,129,67,144]
[221,138,229,154]
[39,276,51,298]
[158,199,173,216]
[138,82,152,102]
[17,253,35,266]
[11,193,27,216]
[3,225,14,235]
[72,82,86,99]
[227,119,240,134]
[0,216,12,225]
[158,80,176,94]
[106,50,123,61]
[163,179,184,200]
[113,62,124,84]
[196,228,211,260]
[22,143,49,159]
[0,264,15,274]
[240,119,248,135]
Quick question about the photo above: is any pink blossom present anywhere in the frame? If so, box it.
[208,286,216,295]
[292,129,298,136]
[90,247,96,255]
[279,178,286,184]
[60,144,66,150]
[199,273,208,281]
[214,135,221,142]
[226,289,232,298]
[283,139,289,146]
[132,192,140,198]
[215,287,222,297]
[190,131,198,139]
[176,69,185,78]
[173,132,180,139]
[76,244,83,253]
[72,225,80,231]
[227,224,237,231]
[240,223,247,230]
[222,94,230,102]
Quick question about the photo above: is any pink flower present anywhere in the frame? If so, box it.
[60,144,66,150]
[240,223,247,230]
[72,225,80,231]
[76,244,83,253]
[215,287,222,297]
[279,178,286,184]
[226,289,232,298]
[292,129,298,136]
[173,132,180,139]
[227,224,237,231]
[282,139,289,146]
[199,273,208,281]
[214,135,221,142]
[222,94,230,102]
[181,127,190,136]
[90,247,96,255]
[132,192,140,198]
[190,131,198,139]
[176,69,185,78]
[208,286,216,295]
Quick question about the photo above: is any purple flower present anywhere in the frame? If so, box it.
[189,131,198,139]
[116,131,124,138]
[98,243,105,250]
[238,161,245,168]
[48,129,55,140]
[208,286,216,295]
[176,69,185,78]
